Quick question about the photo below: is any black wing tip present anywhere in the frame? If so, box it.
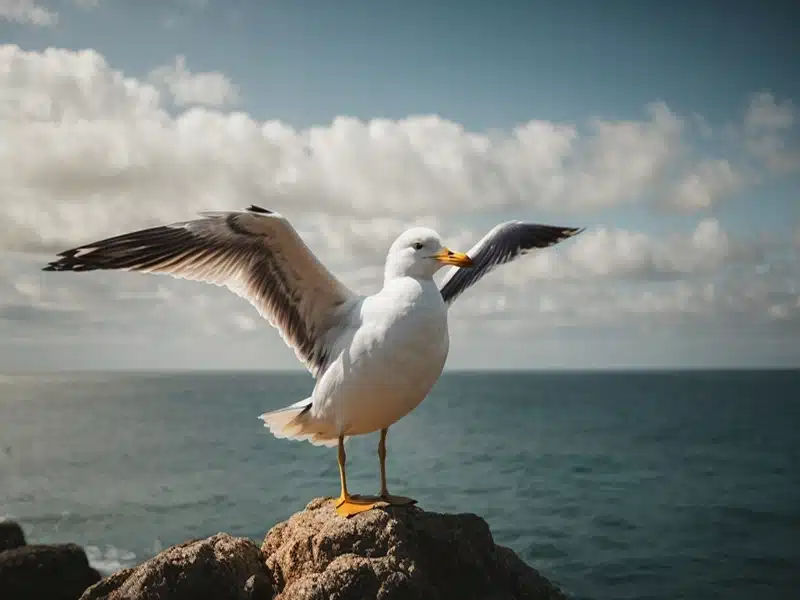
[43,246,106,272]
[247,204,273,214]
[563,226,586,238]
[545,226,585,247]
[43,253,73,272]
[42,259,93,272]
[42,247,86,271]
[42,261,72,272]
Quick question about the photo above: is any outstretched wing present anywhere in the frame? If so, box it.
[439,221,584,305]
[43,205,357,377]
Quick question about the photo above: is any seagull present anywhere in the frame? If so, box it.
[43,205,583,517]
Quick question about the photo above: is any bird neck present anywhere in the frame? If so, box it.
[380,273,438,303]
[384,253,438,283]
[384,264,434,286]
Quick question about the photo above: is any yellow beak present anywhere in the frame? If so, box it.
[433,248,474,267]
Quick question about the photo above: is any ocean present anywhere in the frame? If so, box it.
[1,370,798,600]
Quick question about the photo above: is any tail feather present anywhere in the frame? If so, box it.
[258,399,338,448]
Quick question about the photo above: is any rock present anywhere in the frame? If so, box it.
[262,497,567,600]
[0,521,26,552]
[75,498,566,600]
[0,542,102,600]
[80,533,272,600]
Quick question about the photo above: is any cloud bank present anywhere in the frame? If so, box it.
[4,44,797,253]
[0,44,797,368]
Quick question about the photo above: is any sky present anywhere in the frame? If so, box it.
[0,0,798,371]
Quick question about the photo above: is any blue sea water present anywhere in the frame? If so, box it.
[1,370,798,600]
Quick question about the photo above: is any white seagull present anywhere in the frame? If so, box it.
[44,205,583,517]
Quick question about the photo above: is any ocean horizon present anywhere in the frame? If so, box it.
[2,369,798,599]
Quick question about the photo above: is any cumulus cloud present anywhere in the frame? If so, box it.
[0,44,797,370]
[742,92,800,172]
[668,159,744,212]
[745,92,794,132]
[0,44,706,255]
[148,55,240,108]
[0,0,57,26]
[449,273,800,336]
[0,46,161,122]
[560,102,683,210]
[440,216,799,341]
[495,218,739,284]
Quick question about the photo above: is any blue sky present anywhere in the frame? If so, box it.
[0,0,798,370]
[5,1,799,127]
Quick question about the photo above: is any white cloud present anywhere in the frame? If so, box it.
[742,92,800,172]
[559,102,684,210]
[0,0,57,26]
[3,223,797,370]
[0,46,162,122]
[443,217,800,340]
[0,45,710,255]
[745,92,794,132]
[148,55,240,108]
[668,159,744,212]
[0,44,797,370]
[449,272,800,335]
[497,218,734,284]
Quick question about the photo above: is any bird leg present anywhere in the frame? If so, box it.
[334,435,382,518]
[378,428,416,506]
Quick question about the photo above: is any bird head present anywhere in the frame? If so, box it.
[384,227,473,281]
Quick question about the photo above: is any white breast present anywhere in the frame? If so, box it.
[311,277,449,436]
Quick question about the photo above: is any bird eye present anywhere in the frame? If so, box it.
[412,242,424,250]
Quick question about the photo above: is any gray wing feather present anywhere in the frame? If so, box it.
[43,206,356,377]
[439,221,584,305]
